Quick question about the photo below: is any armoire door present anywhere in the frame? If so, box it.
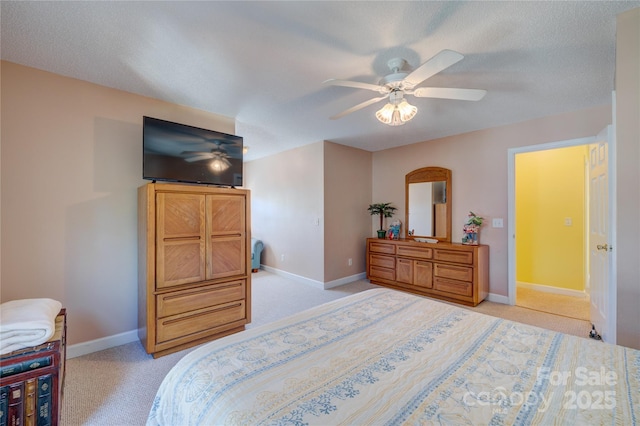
[206,194,246,280]
[156,192,206,288]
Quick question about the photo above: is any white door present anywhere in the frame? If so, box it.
[588,127,611,341]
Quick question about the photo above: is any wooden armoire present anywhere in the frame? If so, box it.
[138,182,251,358]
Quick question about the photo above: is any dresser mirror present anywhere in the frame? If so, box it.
[405,167,452,242]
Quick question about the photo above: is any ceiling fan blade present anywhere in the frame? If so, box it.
[184,153,214,162]
[412,87,487,101]
[323,79,387,93]
[403,50,464,88]
[330,95,389,120]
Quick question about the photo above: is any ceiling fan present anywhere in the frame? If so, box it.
[182,140,233,173]
[324,49,487,125]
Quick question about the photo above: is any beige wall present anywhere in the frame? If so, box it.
[244,142,325,282]
[615,8,640,349]
[1,61,235,346]
[244,141,372,285]
[372,105,611,298]
[324,142,372,282]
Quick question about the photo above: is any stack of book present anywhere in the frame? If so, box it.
[0,310,66,426]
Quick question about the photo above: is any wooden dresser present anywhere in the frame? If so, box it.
[366,238,489,306]
[138,183,251,358]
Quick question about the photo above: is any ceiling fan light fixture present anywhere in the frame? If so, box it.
[397,99,418,121]
[376,99,417,126]
[375,103,395,125]
[209,153,231,173]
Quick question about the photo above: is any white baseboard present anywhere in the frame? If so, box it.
[487,293,510,304]
[260,265,325,289]
[258,266,366,290]
[67,329,139,359]
[323,272,367,289]
[517,281,587,299]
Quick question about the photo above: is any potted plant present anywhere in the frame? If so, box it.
[368,202,397,238]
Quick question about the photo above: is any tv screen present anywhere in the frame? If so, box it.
[143,116,243,187]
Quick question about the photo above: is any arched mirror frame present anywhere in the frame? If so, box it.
[405,167,452,242]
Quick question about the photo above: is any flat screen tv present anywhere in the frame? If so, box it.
[143,116,243,187]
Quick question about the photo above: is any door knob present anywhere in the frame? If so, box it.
[596,244,610,251]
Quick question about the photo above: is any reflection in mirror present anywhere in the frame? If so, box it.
[405,167,452,242]
[408,181,447,237]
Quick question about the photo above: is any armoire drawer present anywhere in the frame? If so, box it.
[434,264,473,282]
[156,300,246,344]
[157,280,245,318]
[370,254,395,269]
[433,249,473,265]
[397,245,432,259]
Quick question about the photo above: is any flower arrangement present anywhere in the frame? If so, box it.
[462,211,484,245]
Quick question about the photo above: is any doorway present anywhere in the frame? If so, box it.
[507,131,617,343]
[513,145,591,321]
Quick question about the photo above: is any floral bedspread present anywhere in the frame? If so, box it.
[147,288,639,425]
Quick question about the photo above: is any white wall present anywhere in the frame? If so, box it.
[615,8,640,349]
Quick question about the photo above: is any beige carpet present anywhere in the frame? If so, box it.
[516,286,590,321]
[61,271,592,425]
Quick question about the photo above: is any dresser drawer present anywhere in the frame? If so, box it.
[397,245,432,259]
[369,241,396,255]
[434,263,473,282]
[433,249,473,265]
[434,277,473,297]
[156,300,246,344]
[370,254,395,269]
[157,280,245,318]
[369,265,395,281]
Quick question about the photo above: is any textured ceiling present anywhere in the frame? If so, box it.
[2,1,638,161]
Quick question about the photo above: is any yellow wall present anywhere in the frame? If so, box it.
[515,146,588,291]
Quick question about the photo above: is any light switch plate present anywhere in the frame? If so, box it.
[492,218,504,228]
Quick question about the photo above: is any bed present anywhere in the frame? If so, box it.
[147,288,639,425]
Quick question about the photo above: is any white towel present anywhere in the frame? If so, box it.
[0,298,62,355]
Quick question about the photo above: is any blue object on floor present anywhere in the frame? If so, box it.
[251,238,263,272]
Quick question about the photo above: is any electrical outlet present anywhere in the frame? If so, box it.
[281,254,285,261]
[348,258,353,266]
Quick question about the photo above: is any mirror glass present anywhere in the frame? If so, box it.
[405,167,452,242]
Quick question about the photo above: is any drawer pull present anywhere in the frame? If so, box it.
[163,236,201,242]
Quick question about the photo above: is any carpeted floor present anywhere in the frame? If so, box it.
[61,270,592,425]
[516,286,591,321]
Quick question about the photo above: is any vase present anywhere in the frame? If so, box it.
[462,232,478,245]
[377,230,387,239]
